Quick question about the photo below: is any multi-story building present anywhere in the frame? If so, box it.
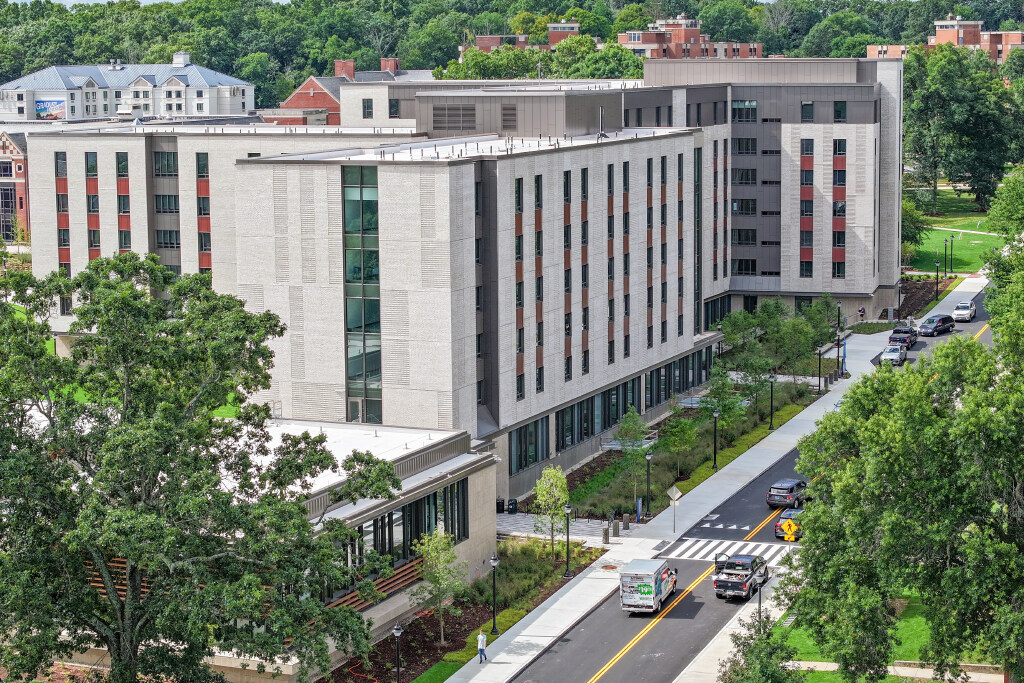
[0,52,253,122]
[0,131,28,242]
[617,15,763,60]
[868,14,1024,64]
[460,20,583,60]
[29,59,902,503]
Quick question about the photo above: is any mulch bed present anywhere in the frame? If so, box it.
[886,277,959,320]
[0,663,98,681]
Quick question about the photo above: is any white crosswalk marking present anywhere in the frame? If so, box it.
[663,537,796,567]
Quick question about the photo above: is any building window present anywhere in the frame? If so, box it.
[732,168,756,185]
[608,298,614,321]
[732,229,756,246]
[514,234,523,262]
[832,261,846,279]
[800,231,813,247]
[199,232,212,252]
[196,103,204,112]
[115,152,128,177]
[582,349,589,375]
[833,139,847,156]
[563,224,571,250]
[646,158,653,188]
[117,195,130,214]
[56,194,69,213]
[582,307,589,331]
[608,340,614,364]
[514,177,523,214]
[564,356,572,381]
[800,139,814,156]
[535,230,543,258]
[362,99,373,119]
[832,231,846,248]
[581,167,588,201]
[801,170,814,186]
[623,211,630,235]
[536,276,543,302]
[197,196,211,216]
[509,417,548,471]
[116,229,131,250]
[155,230,181,248]
[799,261,813,278]
[153,151,178,177]
[581,220,588,246]
[800,200,813,217]
[732,199,756,216]
[388,98,400,118]
[155,195,180,214]
[536,366,544,393]
[59,297,73,315]
[85,152,97,178]
[647,326,653,348]
[54,152,67,178]
[731,100,757,123]
[86,195,99,214]
[563,170,571,204]
[196,90,203,98]
[516,374,525,400]
[833,169,846,187]
[196,153,209,179]
[622,161,629,193]
[624,334,630,358]
[57,228,70,247]
[624,294,630,318]
[731,259,756,276]
[623,253,630,276]
[801,101,814,122]
[534,174,542,209]
[832,200,846,217]
[515,281,524,308]
[834,101,847,123]
[735,138,756,155]
[536,321,544,347]
[581,263,589,289]
[517,327,524,354]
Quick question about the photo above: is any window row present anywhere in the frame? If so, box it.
[799,261,847,278]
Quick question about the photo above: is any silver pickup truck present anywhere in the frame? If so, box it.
[712,553,770,600]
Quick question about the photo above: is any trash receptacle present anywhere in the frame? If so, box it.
[496,498,505,514]
[507,498,518,514]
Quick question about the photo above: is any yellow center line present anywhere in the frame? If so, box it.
[586,565,716,683]
[587,508,784,682]
[973,323,989,341]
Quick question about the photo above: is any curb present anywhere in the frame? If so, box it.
[893,661,1003,674]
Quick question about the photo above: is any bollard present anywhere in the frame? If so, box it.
[623,513,630,530]
[612,520,620,537]
[602,525,610,544]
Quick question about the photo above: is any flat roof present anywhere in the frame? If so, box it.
[26,124,421,137]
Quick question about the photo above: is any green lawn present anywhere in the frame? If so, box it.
[850,322,896,334]
[909,231,1002,273]
[804,673,911,683]
[908,187,990,230]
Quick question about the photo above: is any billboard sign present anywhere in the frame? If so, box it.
[35,100,66,120]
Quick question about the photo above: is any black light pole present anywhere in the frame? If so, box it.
[944,238,948,277]
[712,409,720,471]
[489,552,500,635]
[645,449,653,519]
[934,261,940,300]
[897,280,903,322]
[562,504,574,578]
[768,374,777,430]
[716,322,723,358]
[392,622,404,682]
[950,237,955,274]
[836,303,842,374]
[817,350,822,394]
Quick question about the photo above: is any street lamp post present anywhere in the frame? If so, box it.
[392,622,404,682]
[562,504,574,578]
[489,552,500,635]
[934,261,940,300]
[836,303,842,375]
[712,409,720,471]
[897,280,903,322]
[950,237,955,274]
[645,449,653,519]
[716,322,723,358]
[944,238,948,277]
[768,374,777,430]
[817,350,822,394]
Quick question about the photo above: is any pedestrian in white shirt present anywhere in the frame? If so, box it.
[477,629,488,663]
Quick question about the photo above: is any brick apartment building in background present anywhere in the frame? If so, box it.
[868,14,1024,63]
[459,19,582,60]
[0,131,28,242]
[617,15,762,59]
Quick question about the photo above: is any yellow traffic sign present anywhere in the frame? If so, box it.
[780,518,799,541]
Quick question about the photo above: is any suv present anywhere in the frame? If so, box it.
[918,314,955,337]
[952,301,976,322]
[888,325,918,348]
[766,479,809,509]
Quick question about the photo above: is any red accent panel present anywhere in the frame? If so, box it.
[198,252,212,269]
[536,347,543,367]
[833,156,846,170]
[832,248,846,262]
[800,247,814,261]
[88,248,101,261]
[87,214,100,229]
[581,199,587,218]
[119,249,132,254]
[196,179,210,197]
[55,177,68,194]
[515,213,523,235]
[197,216,211,233]
[832,187,846,201]
[800,156,814,170]
[800,186,814,201]
[57,213,69,229]
[833,218,847,231]
[800,217,814,231]
[118,215,131,230]
[58,247,70,262]
[85,178,98,194]
[116,178,130,194]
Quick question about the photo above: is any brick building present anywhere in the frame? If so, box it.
[617,15,763,59]
[868,14,1024,64]
[0,131,28,242]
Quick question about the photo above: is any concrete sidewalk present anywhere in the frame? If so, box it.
[448,277,989,683]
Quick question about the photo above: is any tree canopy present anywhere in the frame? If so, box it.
[0,253,402,682]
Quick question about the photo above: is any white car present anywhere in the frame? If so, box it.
[880,345,908,366]
[952,301,976,322]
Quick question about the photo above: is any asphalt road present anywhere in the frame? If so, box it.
[872,289,993,367]
[513,450,802,683]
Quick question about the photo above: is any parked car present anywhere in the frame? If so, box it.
[880,344,908,366]
[888,325,918,347]
[774,508,804,540]
[952,301,976,322]
[766,479,809,508]
[918,314,955,337]
[712,554,771,600]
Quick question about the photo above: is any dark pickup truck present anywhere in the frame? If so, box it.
[712,553,771,600]
[888,326,918,348]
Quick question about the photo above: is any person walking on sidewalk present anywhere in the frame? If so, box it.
[477,630,488,663]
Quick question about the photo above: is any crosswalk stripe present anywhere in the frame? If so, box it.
[672,538,702,558]
[662,538,798,567]
[680,538,716,560]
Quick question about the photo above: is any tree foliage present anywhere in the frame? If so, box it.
[718,610,805,683]
[615,404,649,507]
[0,253,402,683]
[532,465,569,554]
[658,404,698,480]
[409,525,467,646]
